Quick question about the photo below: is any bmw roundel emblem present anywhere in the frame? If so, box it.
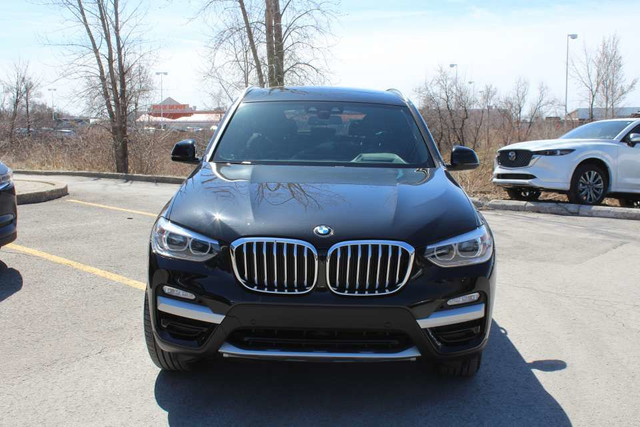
[313,225,333,237]
[508,151,517,161]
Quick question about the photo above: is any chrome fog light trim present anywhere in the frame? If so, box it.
[162,285,196,300]
[416,303,485,329]
[447,292,480,306]
[156,296,225,324]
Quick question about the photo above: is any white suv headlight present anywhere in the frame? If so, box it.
[424,225,493,267]
[151,217,220,261]
[0,168,13,190]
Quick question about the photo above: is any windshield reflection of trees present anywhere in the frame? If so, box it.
[178,163,346,210]
[177,162,433,211]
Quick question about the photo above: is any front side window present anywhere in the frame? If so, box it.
[561,120,633,140]
[212,101,433,167]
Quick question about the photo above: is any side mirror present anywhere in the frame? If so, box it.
[171,139,200,164]
[628,133,640,147]
[447,145,479,171]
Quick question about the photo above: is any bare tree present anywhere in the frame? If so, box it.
[24,76,40,136]
[1,61,30,142]
[498,79,554,144]
[202,0,336,102]
[572,35,637,120]
[571,44,603,121]
[596,35,637,118]
[416,66,483,150]
[238,0,265,87]
[49,0,151,173]
[479,84,497,145]
[205,6,261,103]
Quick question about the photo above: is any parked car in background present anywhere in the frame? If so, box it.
[0,162,17,248]
[144,86,495,377]
[493,119,640,206]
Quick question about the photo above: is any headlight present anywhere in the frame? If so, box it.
[0,168,13,190]
[151,217,220,261]
[424,225,493,267]
[533,149,574,156]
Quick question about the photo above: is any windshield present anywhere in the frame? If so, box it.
[561,120,633,140]
[212,101,433,167]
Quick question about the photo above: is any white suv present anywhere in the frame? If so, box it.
[492,119,640,206]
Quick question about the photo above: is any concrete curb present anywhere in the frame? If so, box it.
[472,198,640,220]
[15,180,68,205]
[14,169,185,185]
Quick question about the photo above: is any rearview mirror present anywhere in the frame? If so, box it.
[171,139,200,164]
[447,145,479,171]
[628,133,640,147]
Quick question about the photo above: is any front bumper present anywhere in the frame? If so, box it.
[155,296,486,361]
[492,155,574,191]
[0,183,17,247]
[147,246,496,362]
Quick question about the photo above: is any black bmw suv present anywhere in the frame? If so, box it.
[0,161,17,248]
[144,87,495,377]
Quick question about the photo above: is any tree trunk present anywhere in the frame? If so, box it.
[112,122,129,173]
[265,0,276,87]
[238,0,265,87]
[272,0,285,86]
[25,89,31,136]
[9,98,19,143]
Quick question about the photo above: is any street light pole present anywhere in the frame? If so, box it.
[449,63,458,81]
[565,34,578,124]
[155,71,168,128]
[48,88,56,122]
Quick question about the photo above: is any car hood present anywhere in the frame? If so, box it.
[167,163,479,248]
[499,138,615,151]
[165,163,480,249]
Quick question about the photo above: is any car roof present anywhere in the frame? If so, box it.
[242,86,407,106]
[590,118,640,123]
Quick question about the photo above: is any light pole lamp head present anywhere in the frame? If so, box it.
[568,34,578,40]
[449,63,457,68]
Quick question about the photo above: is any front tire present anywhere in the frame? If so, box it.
[569,164,608,205]
[436,352,482,377]
[144,293,194,371]
[505,187,541,201]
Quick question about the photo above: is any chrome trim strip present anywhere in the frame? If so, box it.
[156,296,224,324]
[416,303,485,329]
[219,342,421,361]
[326,240,416,296]
[230,237,319,294]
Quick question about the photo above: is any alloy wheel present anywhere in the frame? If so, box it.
[577,170,604,204]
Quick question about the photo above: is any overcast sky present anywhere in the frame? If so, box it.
[2,0,639,115]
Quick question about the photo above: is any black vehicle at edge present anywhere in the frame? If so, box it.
[144,86,496,377]
[0,162,17,248]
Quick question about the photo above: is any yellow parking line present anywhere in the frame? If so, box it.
[6,243,146,290]
[66,199,157,218]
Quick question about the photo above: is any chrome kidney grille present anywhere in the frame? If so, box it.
[326,241,415,296]
[230,238,318,294]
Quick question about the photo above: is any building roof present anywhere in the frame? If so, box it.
[243,86,407,106]
[157,97,182,106]
[569,107,640,120]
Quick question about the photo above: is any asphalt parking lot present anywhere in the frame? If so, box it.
[1,174,640,426]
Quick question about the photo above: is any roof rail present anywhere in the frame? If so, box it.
[386,88,407,102]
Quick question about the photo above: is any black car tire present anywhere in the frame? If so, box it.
[618,197,640,209]
[436,352,482,377]
[568,164,608,205]
[505,187,541,201]
[144,294,193,371]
